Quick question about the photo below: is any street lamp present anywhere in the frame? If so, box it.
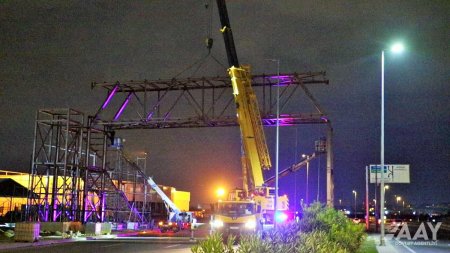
[352,190,357,218]
[396,196,402,211]
[396,196,401,204]
[380,42,404,246]
[302,154,310,205]
[266,58,280,228]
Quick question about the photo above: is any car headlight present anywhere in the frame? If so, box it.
[244,220,256,229]
[210,219,224,228]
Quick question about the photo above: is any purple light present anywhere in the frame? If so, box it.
[146,111,154,121]
[266,75,293,86]
[101,85,119,109]
[275,211,288,223]
[113,93,132,121]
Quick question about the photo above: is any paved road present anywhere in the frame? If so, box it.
[1,239,195,253]
[371,234,450,253]
[391,239,450,253]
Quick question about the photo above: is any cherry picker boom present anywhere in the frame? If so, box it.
[146,176,193,232]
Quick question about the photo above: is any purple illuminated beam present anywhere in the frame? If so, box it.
[101,84,119,109]
[265,75,293,86]
[113,93,132,121]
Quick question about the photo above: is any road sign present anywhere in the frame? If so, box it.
[369,164,410,183]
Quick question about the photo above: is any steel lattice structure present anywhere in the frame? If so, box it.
[26,71,334,223]
[91,72,330,129]
[27,108,85,222]
[27,109,164,223]
[91,72,335,207]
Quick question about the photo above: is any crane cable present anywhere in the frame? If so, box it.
[173,0,226,78]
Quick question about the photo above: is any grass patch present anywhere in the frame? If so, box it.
[356,237,378,253]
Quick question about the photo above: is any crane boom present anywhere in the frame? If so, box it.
[210,1,289,237]
[216,0,239,67]
[216,0,271,191]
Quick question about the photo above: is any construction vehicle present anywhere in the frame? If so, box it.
[210,0,289,237]
[145,176,194,232]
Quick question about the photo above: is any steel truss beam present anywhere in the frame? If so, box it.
[91,72,329,129]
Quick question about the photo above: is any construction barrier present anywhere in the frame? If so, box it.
[40,222,83,233]
[15,222,40,242]
[85,222,112,235]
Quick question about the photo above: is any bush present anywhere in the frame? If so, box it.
[297,230,347,253]
[191,232,235,253]
[192,202,367,253]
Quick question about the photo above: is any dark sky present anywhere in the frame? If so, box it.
[1,1,449,208]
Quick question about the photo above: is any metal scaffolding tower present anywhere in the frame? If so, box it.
[27,109,163,223]
[27,108,85,222]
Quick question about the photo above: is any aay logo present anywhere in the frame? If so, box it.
[388,222,442,241]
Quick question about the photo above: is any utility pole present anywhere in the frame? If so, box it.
[326,126,334,207]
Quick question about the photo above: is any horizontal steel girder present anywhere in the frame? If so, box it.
[91,72,329,130]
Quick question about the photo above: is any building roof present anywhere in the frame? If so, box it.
[0,178,35,198]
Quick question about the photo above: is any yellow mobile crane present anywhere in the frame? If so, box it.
[210,0,288,236]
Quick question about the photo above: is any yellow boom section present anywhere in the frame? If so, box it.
[229,65,271,188]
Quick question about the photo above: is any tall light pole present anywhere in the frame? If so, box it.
[266,58,280,228]
[396,196,402,210]
[352,190,357,218]
[275,59,280,228]
[302,154,310,205]
[380,42,404,246]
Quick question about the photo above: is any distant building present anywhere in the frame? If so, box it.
[0,170,190,221]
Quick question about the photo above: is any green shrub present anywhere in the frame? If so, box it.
[191,232,235,253]
[236,234,271,253]
[297,230,347,253]
[193,202,367,253]
[296,202,366,252]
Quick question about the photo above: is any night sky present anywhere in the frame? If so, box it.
[1,1,449,209]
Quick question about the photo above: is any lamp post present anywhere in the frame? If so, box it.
[384,185,389,208]
[266,58,280,228]
[352,190,357,218]
[302,154,310,205]
[396,196,402,211]
[380,42,404,246]
[275,59,280,228]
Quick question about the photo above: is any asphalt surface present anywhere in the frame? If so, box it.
[0,226,208,253]
[0,240,195,253]
[371,234,450,253]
